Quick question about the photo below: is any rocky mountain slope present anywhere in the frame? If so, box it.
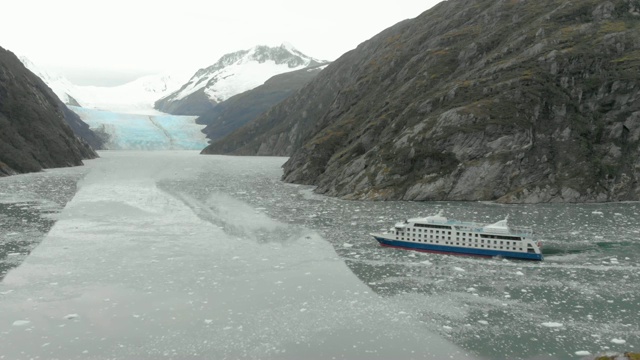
[0,46,97,176]
[199,64,327,145]
[206,0,640,203]
[155,44,325,116]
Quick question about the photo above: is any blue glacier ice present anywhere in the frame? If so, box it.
[69,106,208,150]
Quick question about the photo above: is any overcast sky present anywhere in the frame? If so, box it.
[2,1,442,86]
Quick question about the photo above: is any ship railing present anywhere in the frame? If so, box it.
[509,226,534,236]
[446,220,484,231]
[448,220,534,236]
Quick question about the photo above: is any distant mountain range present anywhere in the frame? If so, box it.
[204,0,640,203]
[20,57,188,115]
[19,44,329,149]
[155,44,327,116]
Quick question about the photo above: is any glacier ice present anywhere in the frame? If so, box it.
[70,106,208,150]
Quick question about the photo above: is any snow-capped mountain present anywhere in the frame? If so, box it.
[19,56,81,106]
[20,57,190,115]
[155,43,327,115]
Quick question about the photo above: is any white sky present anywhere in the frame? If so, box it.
[1,0,442,86]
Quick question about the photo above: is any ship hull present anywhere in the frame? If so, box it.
[372,235,543,261]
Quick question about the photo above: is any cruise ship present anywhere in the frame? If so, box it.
[371,212,543,261]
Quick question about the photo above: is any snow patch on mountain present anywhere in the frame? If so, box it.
[161,44,325,106]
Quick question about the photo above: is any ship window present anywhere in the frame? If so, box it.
[448,237,451,240]
[481,245,484,248]
[500,241,503,245]
[475,234,478,237]
[436,236,439,239]
[448,231,451,235]
[456,232,460,236]
[436,241,439,244]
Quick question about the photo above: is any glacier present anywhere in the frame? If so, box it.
[70,106,208,150]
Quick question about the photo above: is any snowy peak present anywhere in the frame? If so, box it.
[155,44,327,115]
[201,44,321,74]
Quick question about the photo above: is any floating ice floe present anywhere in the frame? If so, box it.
[574,350,591,356]
[477,320,489,325]
[12,320,30,326]
[592,211,603,215]
[342,243,353,248]
[541,322,563,328]
[610,338,626,344]
[453,267,465,272]
[64,314,79,320]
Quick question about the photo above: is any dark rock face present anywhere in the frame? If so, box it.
[209,0,640,203]
[59,102,104,150]
[200,64,326,148]
[0,46,98,176]
[155,88,216,116]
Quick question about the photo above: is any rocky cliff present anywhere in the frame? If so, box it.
[208,0,640,203]
[0,46,98,176]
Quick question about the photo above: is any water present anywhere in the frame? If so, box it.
[0,167,87,281]
[0,151,638,359]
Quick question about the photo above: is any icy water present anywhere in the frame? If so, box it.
[0,151,638,359]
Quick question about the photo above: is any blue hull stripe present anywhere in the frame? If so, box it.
[373,236,543,261]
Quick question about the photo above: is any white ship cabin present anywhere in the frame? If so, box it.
[392,214,539,254]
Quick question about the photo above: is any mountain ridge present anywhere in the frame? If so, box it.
[155,44,327,116]
[205,0,640,203]
[199,63,328,146]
